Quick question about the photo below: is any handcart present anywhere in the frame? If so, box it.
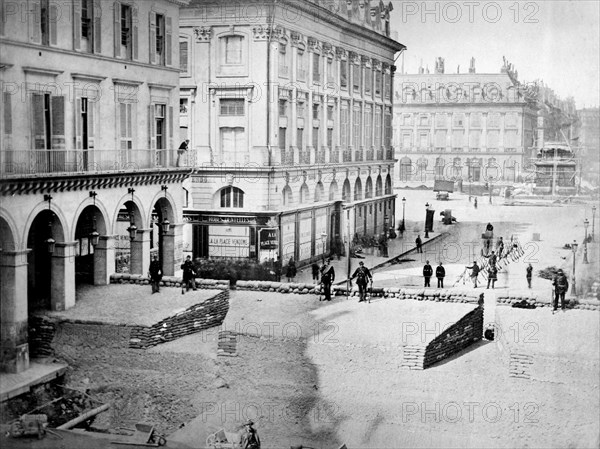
[111,423,166,447]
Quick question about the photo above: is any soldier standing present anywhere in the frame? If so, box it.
[422,261,433,287]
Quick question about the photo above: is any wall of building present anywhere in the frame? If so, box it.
[393,71,538,185]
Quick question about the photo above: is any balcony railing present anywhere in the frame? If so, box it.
[342,149,352,163]
[385,147,394,160]
[354,148,363,161]
[299,148,311,165]
[1,148,180,177]
[330,146,340,164]
[316,147,326,164]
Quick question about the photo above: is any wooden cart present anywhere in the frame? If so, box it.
[111,423,166,447]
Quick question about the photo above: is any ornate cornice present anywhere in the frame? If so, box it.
[349,51,361,65]
[373,59,382,71]
[290,31,303,48]
[307,37,321,53]
[194,26,212,42]
[361,55,372,68]
[0,170,191,196]
[335,46,347,60]
[382,62,391,74]
[252,25,273,41]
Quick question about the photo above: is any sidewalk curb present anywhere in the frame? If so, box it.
[334,232,449,285]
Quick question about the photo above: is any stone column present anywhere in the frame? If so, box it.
[51,242,77,311]
[162,223,183,277]
[0,250,31,373]
[130,229,151,275]
[94,235,115,285]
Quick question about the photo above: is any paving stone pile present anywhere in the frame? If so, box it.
[496,294,600,310]
[110,274,229,290]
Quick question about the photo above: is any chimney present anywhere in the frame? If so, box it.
[469,57,476,73]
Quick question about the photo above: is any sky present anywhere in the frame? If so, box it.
[390,0,600,108]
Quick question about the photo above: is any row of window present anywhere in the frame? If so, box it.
[399,157,519,182]
[398,112,520,128]
[278,42,393,101]
[2,91,172,152]
[13,0,173,66]
[400,129,521,149]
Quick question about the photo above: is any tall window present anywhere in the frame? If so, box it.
[114,3,137,60]
[364,105,372,148]
[154,104,166,150]
[79,0,97,53]
[384,108,392,147]
[297,50,306,81]
[220,99,245,116]
[296,128,303,149]
[340,59,348,89]
[365,68,372,95]
[327,57,335,84]
[352,106,361,147]
[312,127,319,149]
[340,103,349,148]
[374,107,382,148]
[224,36,243,64]
[352,63,361,93]
[221,127,246,158]
[154,13,166,65]
[279,99,287,117]
[384,73,391,100]
[220,187,244,208]
[375,70,382,97]
[296,99,305,148]
[279,45,288,77]
[179,40,189,73]
[118,101,133,150]
[312,52,321,83]
[279,127,286,149]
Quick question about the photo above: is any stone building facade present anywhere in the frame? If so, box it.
[576,107,600,184]
[179,0,404,264]
[393,59,538,186]
[0,0,189,373]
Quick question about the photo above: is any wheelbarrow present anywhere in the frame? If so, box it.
[111,423,166,447]
[206,429,241,448]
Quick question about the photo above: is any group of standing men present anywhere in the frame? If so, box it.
[422,261,445,288]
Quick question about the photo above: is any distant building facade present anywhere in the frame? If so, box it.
[0,0,189,373]
[576,107,600,184]
[393,58,538,186]
[179,0,404,264]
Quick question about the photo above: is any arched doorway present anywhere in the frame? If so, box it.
[375,175,383,197]
[328,180,338,200]
[74,205,107,285]
[342,179,351,201]
[314,181,325,202]
[282,185,293,206]
[115,198,144,275]
[27,209,65,311]
[354,178,363,201]
[151,197,176,276]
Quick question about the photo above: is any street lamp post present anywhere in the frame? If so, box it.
[583,219,589,264]
[468,177,472,202]
[592,206,596,242]
[571,240,578,296]
[424,202,430,238]
[400,197,406,236]
[489,181,492,204]
[320,231,327,260]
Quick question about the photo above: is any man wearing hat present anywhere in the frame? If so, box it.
[240,419,260,449]
[466,261,480,288]
[552,269,569,312]
[320,258,335,301]
[352,261,373,302]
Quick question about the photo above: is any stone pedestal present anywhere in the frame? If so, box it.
[94,235,115,285]
[130,229,151,275]
[162,223,183,276]
[0,250,31,373]
[51,242,77,311]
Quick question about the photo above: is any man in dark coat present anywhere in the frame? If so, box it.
[181,255,197,294]
[176,139,189,167]
[415,235,423,253]
[320,258,335,301]
[352,261,373,302]
[526,263,533,289]
[239,419,260,449]
[485,250,498,267]
[285,257,297,282]
[148,255,162,294]
[466,261,480,288]
[487,264,498,289]
[552,269,569,312]
[311,262,320,283]
[422,260,433,287]
[436,262,446,288]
